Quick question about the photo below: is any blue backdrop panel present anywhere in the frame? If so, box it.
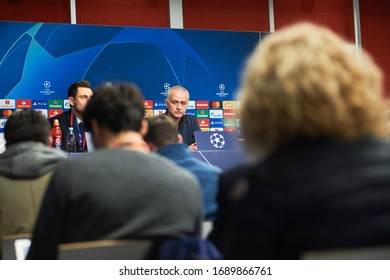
[0,21,261,101]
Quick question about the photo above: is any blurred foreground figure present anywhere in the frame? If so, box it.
[210,23,390,259]
[0,109,67,259]
[27,84,202,259]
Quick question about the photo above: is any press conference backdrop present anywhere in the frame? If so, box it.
[0,21,264,133]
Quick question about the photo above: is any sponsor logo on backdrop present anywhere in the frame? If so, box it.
[209,110,223,119]
[198,119,210,128]
[144,100,153,109]
[0,99,15,109]
[1,110,13,117]
[185,110,196,116]
[196,110,209,118]
[196,101,209,109]
[48,100,63,109]
[153,100,166,109]
[48,109,63,118]
[210,127,223,131]
[160,83,170,96]
[216,83,229,98]
[224,127,237,132]
[200,127,210,131]
[63,100,70,110]
[154,109,165,116]
[210,101,222,109]
[223,118,237,127]
[16,100,32,109]
[32,100,48,109]
[210,120,223,127]
[0,119,6,129]
[223,101,236,109]
[144,110,153,118]
[187,100,195,110]
[235,101,240,109]
[34,109,48,117]
[40,80,55,96]
[223,109,237,118]
[236,118,241,127]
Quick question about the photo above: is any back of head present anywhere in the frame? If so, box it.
[4,109,51,147]
[68,80,92,98]
[239,23,385,156]
[83,83,145,133]
[145,114,179,147]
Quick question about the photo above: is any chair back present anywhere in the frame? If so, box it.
[201,221,213,239]
[302,245,390,260]
[58,239,153,260]
[2,233,31,260]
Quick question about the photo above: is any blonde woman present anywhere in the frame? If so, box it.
[210,23,390,259]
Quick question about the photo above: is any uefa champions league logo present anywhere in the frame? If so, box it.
[216,83,228,98]
[209,133,225,149]
[43,81,51,89]
[161,83,171,96]
[105,81,113,87]
[41,80,55,96]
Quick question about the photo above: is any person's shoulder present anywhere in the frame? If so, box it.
[150,152,199,180]
[34,143,68,158]
[184,114,197,121]
[189,156,222,174]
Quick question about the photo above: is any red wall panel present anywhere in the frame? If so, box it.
[76,0,169,27]
[275,0,354,41]
[0,0,389,94]
[0,1,15,21]
[360,0,390,96]
[0,0,70,23]
[183,0,269,31]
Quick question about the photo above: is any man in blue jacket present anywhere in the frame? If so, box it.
[145,114,221,221]
[164,85,200,151]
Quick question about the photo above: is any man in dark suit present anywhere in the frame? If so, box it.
[49,80,93,152]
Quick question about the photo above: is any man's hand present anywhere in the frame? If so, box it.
[188,142,197,151]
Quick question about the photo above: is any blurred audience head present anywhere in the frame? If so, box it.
[144,114,181,151]
[83,83,146,148]
[239,23,385,157]
[4,109,51,148]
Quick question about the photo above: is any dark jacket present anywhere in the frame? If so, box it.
[26,149,202,259]
[49,111,87,152]
[164,111,200,145]
[210,137,390,259]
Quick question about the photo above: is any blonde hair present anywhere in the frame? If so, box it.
[239,23,385,156]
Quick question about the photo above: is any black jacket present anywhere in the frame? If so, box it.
[210,137,390,259]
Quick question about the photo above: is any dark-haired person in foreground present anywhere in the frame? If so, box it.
[210,23,390,259]
[49,80,93,152]
[27,84,202,259]
[0,109,67,259]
